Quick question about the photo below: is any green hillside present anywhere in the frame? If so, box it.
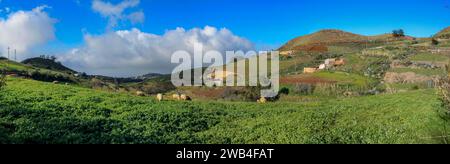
[0,58,34,72]
[0,77,448,144]
[22,57,75,74]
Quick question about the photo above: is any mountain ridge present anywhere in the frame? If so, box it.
[279,29,417,51]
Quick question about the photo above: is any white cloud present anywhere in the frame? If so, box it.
[127,11,145,24]
[60,26,254,77]
[0,6,56,58]
[92,0,144,28]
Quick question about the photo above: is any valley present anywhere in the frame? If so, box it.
[1,27,450,144]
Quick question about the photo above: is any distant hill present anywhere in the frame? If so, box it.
[135,73,164,80]
[279,29,367,50]
[279,29,415,51]
[22,57,75,73]
[436,26,450,39]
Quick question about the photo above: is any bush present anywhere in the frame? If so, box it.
[392,29,405,37]
[279,87,290,95]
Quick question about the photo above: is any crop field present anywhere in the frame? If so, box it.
[390,68,447,76]
[410,53,449,62]
[1,77,449,144]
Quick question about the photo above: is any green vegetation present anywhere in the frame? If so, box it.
[387,83,432,91]
[2,27,450,144]
[0,73,5,90]
[0,59,76,83]
[390,68,447,76]
[0,77,448,144]
[0,59,31,71]
[22,57,75,74]
[410,53,449,62]
[202,90,448,144]
[313,71,375,87]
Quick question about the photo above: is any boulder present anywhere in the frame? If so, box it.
[157,93,163,101]
[136,91,145,96]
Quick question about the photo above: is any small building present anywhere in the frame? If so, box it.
[324,58,345,67]
[205,69,238,86]
[334,59,345,66]
[206,69,236,81]
[303,67,318,74]
[280,50,295,56]
[324,58,336,66]
[318,64,326,70]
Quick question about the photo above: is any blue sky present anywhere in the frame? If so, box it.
[1,0,450,50]
[1,0,450,76]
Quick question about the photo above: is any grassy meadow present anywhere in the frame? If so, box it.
[0,77,448,144]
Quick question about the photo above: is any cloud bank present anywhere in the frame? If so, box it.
[60,26,254,77]
[0,6,56,58]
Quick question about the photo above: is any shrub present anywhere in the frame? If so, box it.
[279,87,290,95]
[437,78,450,116]
[140,84,176,95]
[220,87,261,101]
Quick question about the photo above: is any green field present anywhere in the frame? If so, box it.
[410,53,449,62]
[1,77,448,144]
[0,59,33,71]
[390,67,447,76]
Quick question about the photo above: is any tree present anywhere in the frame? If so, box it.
[392,29,405,37]
[432,38,439,45]
[279,87,290,95]
[50,56,57,61]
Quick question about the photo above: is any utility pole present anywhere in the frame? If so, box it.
[7,47,10,59]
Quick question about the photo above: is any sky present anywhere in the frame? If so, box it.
[0,0,450,76]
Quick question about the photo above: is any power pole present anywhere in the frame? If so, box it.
[7,47,10,59]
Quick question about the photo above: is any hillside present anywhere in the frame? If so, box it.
[22,57,75,74]
[0,57,176,95]
[279,29,415,51]
[279,29,368,50]
[436,26,450,39]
